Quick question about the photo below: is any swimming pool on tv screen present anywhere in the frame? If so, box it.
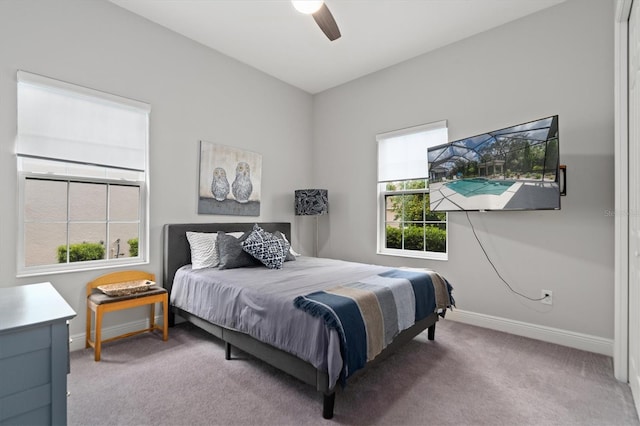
[444,178,515,197]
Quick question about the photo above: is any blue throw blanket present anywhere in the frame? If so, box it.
[293,269,454,386]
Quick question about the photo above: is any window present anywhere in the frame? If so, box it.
[377,121,448,260]
[16,71,150,276]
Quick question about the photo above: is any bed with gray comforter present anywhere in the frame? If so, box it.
[163,222,453,419]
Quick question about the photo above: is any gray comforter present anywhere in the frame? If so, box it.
[170,256,393,389]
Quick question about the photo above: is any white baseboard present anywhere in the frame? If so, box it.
[70,316,164,352]
[445,309,614,356]
[72,310,614,358]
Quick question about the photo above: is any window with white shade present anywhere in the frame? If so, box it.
[16,71,150,276]
[377,121,448,260]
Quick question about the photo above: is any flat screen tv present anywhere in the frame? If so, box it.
[428,115,560,211]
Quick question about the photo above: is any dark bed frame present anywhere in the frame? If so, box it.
[162,222,439,419]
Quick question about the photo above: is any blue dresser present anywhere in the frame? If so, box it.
[0,283,76,425]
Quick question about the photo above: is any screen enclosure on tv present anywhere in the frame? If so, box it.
[428,115,560,211]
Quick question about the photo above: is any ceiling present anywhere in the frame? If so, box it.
[110,0,566,94]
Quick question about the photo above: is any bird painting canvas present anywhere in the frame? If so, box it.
[198,141,261,216]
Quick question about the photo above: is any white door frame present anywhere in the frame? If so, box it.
[615,0,632,383]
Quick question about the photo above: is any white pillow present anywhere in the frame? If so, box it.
[186,232,218,269]
[273,230,299,259]
[186,231,247,270]
[280,232,301,257]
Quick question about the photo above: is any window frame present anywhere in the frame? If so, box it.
[376,121,449,261]
[377,182,449,261]
[17,169,148,277]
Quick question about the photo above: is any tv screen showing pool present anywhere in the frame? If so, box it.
[428,116,560,211]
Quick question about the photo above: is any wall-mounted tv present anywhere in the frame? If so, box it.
[428,115,560,211]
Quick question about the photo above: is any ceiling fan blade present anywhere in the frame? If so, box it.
[312,3,341,41]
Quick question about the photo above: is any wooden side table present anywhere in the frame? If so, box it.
[85,270,168,361]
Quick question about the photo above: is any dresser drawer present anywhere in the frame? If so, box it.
[0,349,51,399]
[0,326,50,359]
[0,384,51,424]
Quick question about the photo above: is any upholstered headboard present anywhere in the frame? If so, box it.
[162,222,291,297]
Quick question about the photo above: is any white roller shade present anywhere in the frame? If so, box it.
[377,120,447,182]
[16,71,150,171]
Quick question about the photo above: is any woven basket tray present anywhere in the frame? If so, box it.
[97,280,155,297]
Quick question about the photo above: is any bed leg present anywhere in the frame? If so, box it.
[322,392,335,419]
[428,323,436,341]
[168,310,175,328]
[225,342,231,360]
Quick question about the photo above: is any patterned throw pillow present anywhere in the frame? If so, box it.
[274,231,296,261]
[242,225,290,269]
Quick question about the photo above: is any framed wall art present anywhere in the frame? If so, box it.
[198,141,262,216]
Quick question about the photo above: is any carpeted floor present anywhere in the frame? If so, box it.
[68,320,639,426]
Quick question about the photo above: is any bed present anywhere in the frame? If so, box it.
[163,222,453,419]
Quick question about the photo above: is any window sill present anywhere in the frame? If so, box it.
[16,258,149,278]
[377,249,448,261]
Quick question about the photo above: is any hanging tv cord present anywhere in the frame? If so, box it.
[466,212,546,302]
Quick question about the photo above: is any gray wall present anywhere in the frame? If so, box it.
[0,0,314,336]
[0,0,617,343]
[313,0,615,339]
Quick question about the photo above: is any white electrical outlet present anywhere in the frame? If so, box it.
[541,290,553,305]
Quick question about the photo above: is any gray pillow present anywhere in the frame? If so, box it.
[217,231,261,270]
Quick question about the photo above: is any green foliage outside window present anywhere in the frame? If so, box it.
[384,179,447,253]
[128,238,139,257]
[57,242,105,263]
[385,225,446,252]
